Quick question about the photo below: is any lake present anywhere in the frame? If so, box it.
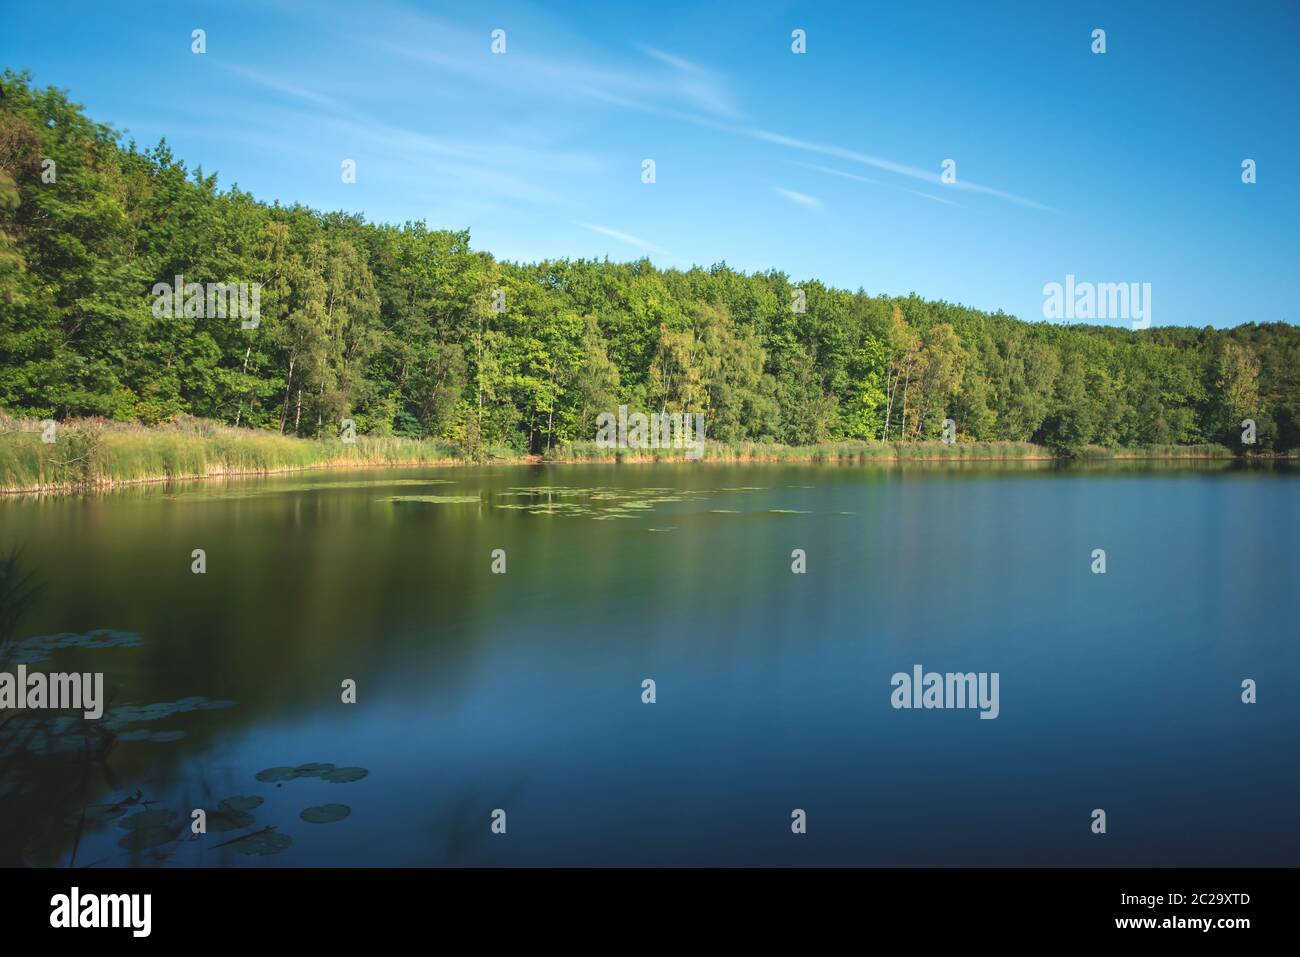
[1,461,1296,866]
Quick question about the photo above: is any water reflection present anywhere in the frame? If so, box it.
[1,461,1296,866]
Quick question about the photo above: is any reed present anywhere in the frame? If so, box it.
[548,439,1059,463]
[0,414,487,493]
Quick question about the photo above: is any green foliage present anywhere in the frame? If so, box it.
[1,71,1297,460]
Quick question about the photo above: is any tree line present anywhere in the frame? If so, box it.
[2,71,1297,456]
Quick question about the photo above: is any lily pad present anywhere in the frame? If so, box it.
[218,796,264,814]
[103,696,234,730]
[321,767,368,784]
[300,803,351,824]
[2,628,142,665]
[255,766,301,783]
[255,762,358,784]
[490,485,712,522]
[383,495,480,504]
[119,809,178,830]
[226,829,292,856]
[294,762,336,774]
[206,810,255,832]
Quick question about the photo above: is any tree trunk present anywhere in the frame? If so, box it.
[881,364,901,440]
[235,344,253,427]
[279,356,295,433]
[899,371,911,440]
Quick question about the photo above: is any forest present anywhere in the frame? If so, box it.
[2,70,1297,458]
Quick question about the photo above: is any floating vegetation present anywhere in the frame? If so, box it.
[0,628,142,665]
[207,810,254,832]
[255,763,368,785]
[292,762,334,775]
[502,486,587,495]
[219,796,264,814]
[216,827,292,857]
[118,808,177,830]
[103,696,235,730]
[2,695,232,758]
[322,767,367,784]
[206,796,264,833]
[300,804,351,824]
[382,495,480,504]
[255,767,302,783]
[492,485,714,520]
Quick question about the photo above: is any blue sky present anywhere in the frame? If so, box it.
[4,0,1297,328]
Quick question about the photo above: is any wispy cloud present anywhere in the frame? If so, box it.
[218,62,345,112]
[668,108,1054,212]
[220,4,1050,217]
[638,46,739,118]
[576,222,666,254]
[746,128,1055,212]
[775,187,822,208]
[793,161,964,207]
[214,58,599,207]
[374,19,739,119]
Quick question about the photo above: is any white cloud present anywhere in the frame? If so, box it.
[793,161,964,207]
[747,128,1055,212]
[576,222,666,254]
[219,62,344,112]
[775,187,822,208]
[374,24,739,118]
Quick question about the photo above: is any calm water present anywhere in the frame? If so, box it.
[1,462,1296,866]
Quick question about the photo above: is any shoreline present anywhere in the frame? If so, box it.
[1,443,1281,498]
[0,457,468,497]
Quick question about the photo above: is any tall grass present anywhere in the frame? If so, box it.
[1078,443,1236,460]
[0,414,485,492]
[547,438,1241,464]
[549,439,1055,463]
[0,414,1246,492]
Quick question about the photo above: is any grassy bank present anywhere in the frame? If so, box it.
[545,439,1239,464]
[0,415,1250,493]
[0,415,493,493]
[1076,443,1238,460]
